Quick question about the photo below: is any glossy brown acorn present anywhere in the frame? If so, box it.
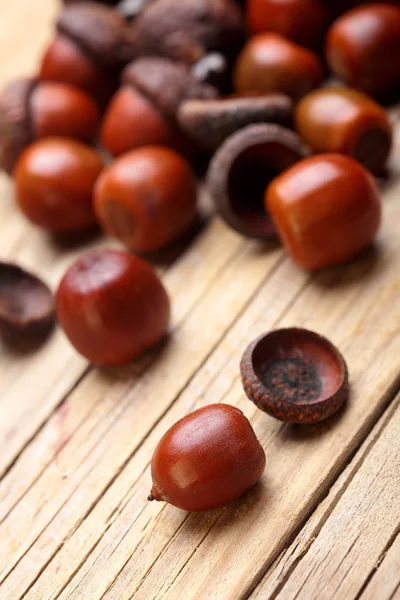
[95,146,198,253]
[241,328,349,424]
[234,33,324,101]
[326,4,400,97]
[295,87,393,174]
[206,123,309,239]
[100,57,217,157]
[39,3,137,102]
[148,404,266,511]
[265,154,382,270]
[56,249,170,366]
[0,79,100,174]
[246,0,329,48]
[14,138,104,233]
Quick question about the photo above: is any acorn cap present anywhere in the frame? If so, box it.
[131,0,244,64]
[57,3,137,68]
[0,262,55,338]
[122,57,218,121]
[178,94,294,151]
[206,123,309,239]
[0,78,36,174]
[240,328,349,424]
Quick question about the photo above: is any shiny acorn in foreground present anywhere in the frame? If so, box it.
[148,404,266,511]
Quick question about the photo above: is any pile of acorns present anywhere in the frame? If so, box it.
[0,0,399,511]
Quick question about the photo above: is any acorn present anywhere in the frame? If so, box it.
[40,3,138,102]
[101,56,217,156]
[148,404,266,511]
[0,78,100,174]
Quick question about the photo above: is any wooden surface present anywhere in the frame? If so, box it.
[1,2,400,599]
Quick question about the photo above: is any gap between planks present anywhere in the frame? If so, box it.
[250,390,400,600]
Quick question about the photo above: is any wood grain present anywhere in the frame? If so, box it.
[253,394,400,600]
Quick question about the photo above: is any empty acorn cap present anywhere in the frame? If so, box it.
[57,3,137,67]
[240,328,349,424]
[0,263,55,337]
[206,123,309,239]
[178,94,294,151]
[0,78,36,174]
[122,57,218,121]
[131,0,244,64]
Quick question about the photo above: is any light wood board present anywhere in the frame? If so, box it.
[0,2,400,599]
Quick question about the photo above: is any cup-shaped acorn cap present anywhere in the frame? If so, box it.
[122,57,218,122]
[57,3,137,68]
[206,123,309,238]
[132,0,244,65]
[0,262,55,337]
[241,328,349,424]
[0,78,36,174]
[178,94,293,151]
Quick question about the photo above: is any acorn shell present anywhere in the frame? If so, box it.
[148,403,266,511]
[0,78,36,174]
[0,262,55,337]
[206,123,309,239]
[178,94,293,151]
[240,328,349,424]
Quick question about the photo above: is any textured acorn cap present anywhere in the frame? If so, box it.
[122,57,218,121]
[178,94,294,151]
[206,123,309,239]
[0,262,55,337]
[240,328,349,424]
[57,3,137,67]
[0,78,36,174]
[132,0,244,64]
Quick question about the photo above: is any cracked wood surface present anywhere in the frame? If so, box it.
[1,2,400,599]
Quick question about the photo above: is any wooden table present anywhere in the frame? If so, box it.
[1,2,400,599]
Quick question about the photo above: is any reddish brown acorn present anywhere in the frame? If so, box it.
[0,78,100,174]
[295,87,393,174]
[14,138,104,233]
[148,404,266,511]
[265,154,382,270]
[326,3,400,97]
[100,57,217,157]
[56,249,170,366]
[95,146,198,253]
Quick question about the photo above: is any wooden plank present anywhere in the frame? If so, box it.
[0,215,254,515]
[253,394,400,600]
[0,228,292,597]
[360,534,400,600]
[6,157,399,599]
